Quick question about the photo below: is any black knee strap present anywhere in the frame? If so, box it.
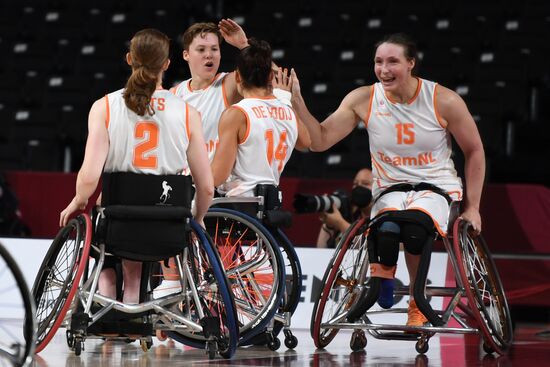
[402,224,429,255]
[375,230,400,266]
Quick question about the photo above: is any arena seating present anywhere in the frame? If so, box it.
[0,0,549,185]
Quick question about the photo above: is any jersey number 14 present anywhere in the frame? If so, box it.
[265,130,288,173]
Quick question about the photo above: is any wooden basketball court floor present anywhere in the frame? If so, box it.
[30,324,550,367]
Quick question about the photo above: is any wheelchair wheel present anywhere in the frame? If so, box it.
[310,219,363,338]
[453,218,513,355]
[273,229,302,323]
[204,208,286,345]
[0,242,36,367]
[166,220,238,359]
[32,214,92,353]
[248,228,302,347]
[312,218,369,348]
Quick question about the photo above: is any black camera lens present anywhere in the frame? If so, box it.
[293,192,344,214]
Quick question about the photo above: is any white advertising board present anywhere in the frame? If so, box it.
[1,238,448,329]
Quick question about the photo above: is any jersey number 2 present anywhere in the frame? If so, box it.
[265,130,288,172]
[133,122,159,169]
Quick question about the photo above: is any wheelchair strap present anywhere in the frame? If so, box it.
[102,172,194,207]
[413,233,445,327]
[376,182,452,204]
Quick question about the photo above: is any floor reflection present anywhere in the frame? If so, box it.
[30,326,550,367]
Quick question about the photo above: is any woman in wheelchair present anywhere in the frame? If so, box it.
[290,32,485,327]
[210,37,310,197]
[59,28,214,304]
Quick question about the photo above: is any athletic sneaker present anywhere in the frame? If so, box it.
[377,278,395,309]
[406,300,429,327]
[152,279,182,299]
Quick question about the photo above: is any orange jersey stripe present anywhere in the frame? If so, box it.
[433,83,446,128]
[104,94,110,128]
[185,103,191,141]
[371,154,399,182]
[232,105,250,144]
[363,84,375,128]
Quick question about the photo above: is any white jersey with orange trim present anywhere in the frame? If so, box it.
[170,72,229,161]
[104,88,191,175]
[365,78,463,199]
[218,96,299,197]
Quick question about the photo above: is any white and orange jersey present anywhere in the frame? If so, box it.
[170,73,229,161]
[104,88,191,175]
[219,96,299,197]
[365,78,463,199]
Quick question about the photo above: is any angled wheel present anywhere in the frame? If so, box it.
[166,221,239,359]
[32,214,92,353]
[273,229,302,322]
[203,208,286,345]
[249,228,302,346]
[0,242,36,367]
[311,218,370,348]
[453,218,513,355]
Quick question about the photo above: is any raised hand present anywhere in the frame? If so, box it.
[290,68,302,99]
[218,18,248,50]
[272,67,291,92]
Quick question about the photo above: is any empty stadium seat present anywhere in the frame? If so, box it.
[0,0,547,183]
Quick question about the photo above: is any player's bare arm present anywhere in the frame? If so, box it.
[437,85,485,233]
[291,67,370,151]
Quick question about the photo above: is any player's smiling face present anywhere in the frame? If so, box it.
[184,32,221,82]
[374,42,414,92]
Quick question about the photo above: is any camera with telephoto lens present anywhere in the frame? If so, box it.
[293,189,352,218]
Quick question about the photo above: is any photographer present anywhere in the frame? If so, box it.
[317,168,373,248]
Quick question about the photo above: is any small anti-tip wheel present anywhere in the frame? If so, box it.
[415,339,429,354]
[74,340,83,356]
[268,337,281,351]
[283,329,298,349]
[66,331,74,348]
[284,335,298,349]
[350,330,367,352]
[206,341,217,360]
[483,341,495,355]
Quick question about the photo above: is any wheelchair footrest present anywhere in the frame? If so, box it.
[86,319,153,337]
[83,305,154,336]
[91,303,152,322]
[374,331,423,341]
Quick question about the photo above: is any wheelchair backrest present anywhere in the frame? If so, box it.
[98,172,194,262]
[211,184,292,228]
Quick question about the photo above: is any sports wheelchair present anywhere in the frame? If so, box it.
[311,200,513,355]
[31,173,238,359]
[201,184,302,350]
[0,241,36,367]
